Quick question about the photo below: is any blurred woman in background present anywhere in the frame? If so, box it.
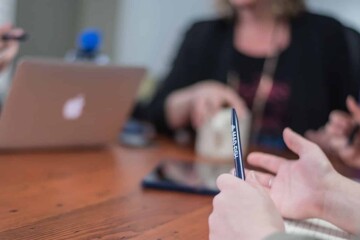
[145,0,358,149]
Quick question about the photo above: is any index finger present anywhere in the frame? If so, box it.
[247,152,286,174]
[216,173,243,191]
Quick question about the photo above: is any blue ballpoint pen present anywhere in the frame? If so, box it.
[231,108,246,180]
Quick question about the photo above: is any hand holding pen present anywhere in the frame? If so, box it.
[0,23,26,71]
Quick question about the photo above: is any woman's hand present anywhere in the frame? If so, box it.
[0,23,23,71]
[165,81,248,129]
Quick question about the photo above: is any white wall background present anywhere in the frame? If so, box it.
[4,0,360,93]
[115,0,216,79]
[306,0,360,32]
[114,0,360,80]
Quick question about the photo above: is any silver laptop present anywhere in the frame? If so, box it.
[0,58,145,150]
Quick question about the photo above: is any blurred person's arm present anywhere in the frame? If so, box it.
[145,23,206,134]
[0,23,23,112]
[145,21,248,134]
[248,128,360,235]
[165,80,247,129]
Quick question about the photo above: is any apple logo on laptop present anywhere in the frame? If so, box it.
[63,94,86,120]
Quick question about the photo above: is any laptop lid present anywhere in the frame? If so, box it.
[0,58,145,150]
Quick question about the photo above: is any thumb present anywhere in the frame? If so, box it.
[347,96,360,124]
[283,128,314,155]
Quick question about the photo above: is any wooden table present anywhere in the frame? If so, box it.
[0,141,212,240]
[1,140,359,240]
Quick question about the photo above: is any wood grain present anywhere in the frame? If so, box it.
[0,140,212,239]
[0,139,358,239]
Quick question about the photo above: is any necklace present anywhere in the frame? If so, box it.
[228,20,286,144]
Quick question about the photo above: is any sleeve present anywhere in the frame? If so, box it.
[265,232,320,240]
[144,23,205,134]
[322,19,359,111]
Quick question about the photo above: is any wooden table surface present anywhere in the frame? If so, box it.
[0,141,213,240]
[1,140,359,240]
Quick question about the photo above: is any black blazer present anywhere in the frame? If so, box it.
[144,12,359,135]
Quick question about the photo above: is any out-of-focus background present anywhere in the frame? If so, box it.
[1,0,360,97]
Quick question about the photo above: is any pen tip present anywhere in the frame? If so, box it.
[231,108,237,117]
